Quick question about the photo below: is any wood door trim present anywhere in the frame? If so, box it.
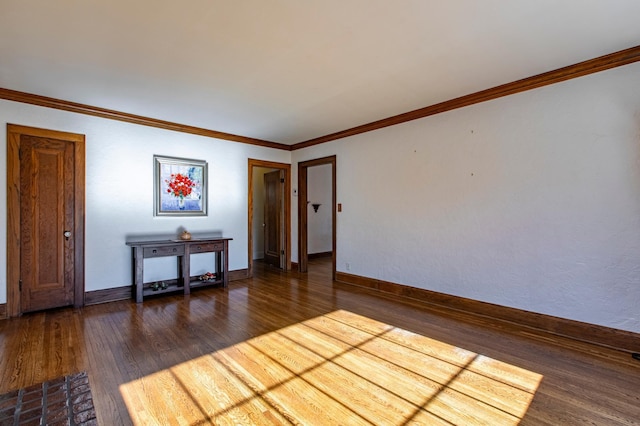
[6,124,86,317]
[291,45,640,149]
[297,156,336,278]
[247,159,291,278]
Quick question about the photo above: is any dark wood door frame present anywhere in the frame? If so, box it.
[298,156,336,278]
[247,159,291,278]
[6,124,86,317]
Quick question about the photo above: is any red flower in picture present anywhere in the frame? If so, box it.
[165,173,196,198]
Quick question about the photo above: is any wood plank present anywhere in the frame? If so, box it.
[0,258,638,425]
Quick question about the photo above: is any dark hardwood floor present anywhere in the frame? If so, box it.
[1,258,638,425]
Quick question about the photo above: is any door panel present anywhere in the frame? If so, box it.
[264,170,285,268]
[20,135,75,312]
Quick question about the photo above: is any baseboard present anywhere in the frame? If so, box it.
[308,251,333,259]
[228,268,249,281]
[289,254,331,271]
[335,271,640,353]
[0,303,6,319]
[85,268,250,305]
[85,286,132,306]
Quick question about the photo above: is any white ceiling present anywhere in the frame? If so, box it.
[1,1,640,145]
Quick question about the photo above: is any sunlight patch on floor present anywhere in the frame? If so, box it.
[120,310,542,425]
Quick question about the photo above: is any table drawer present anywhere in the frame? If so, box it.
[143,245,185,258]
[191,242,224,253]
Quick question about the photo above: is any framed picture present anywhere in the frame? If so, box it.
[154,155,208,216]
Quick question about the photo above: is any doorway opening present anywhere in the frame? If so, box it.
[298,156,336,279]
[247,159,291,278]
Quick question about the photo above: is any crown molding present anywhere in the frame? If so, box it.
[0,88,291,151]
[3,45,639,152]
[291,45,640,150]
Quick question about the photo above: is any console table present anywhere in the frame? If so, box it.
[126,236,232,303]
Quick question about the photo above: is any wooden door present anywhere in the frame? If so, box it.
[247,159,291,278]
[263,170,285,268]
[19,135,76,312]
[7,124,85,317]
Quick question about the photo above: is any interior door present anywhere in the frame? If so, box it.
[20,134,76,312]
[264,169,285,268]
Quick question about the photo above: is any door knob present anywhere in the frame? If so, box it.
[64,231,71,240]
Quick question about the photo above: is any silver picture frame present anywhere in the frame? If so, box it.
[154,155,208,216]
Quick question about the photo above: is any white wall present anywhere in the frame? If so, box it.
[3,63,640,334]
[0,100,290,301]
[307,164,333,254]
[292,63,640,333]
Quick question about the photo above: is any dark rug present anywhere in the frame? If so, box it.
[0,372,97,425]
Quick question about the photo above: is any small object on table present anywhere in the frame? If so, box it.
[180,230,192,240]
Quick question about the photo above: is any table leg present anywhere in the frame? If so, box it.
[183,247,191,295]
[223,240,229,287]
[133,247,144,303]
